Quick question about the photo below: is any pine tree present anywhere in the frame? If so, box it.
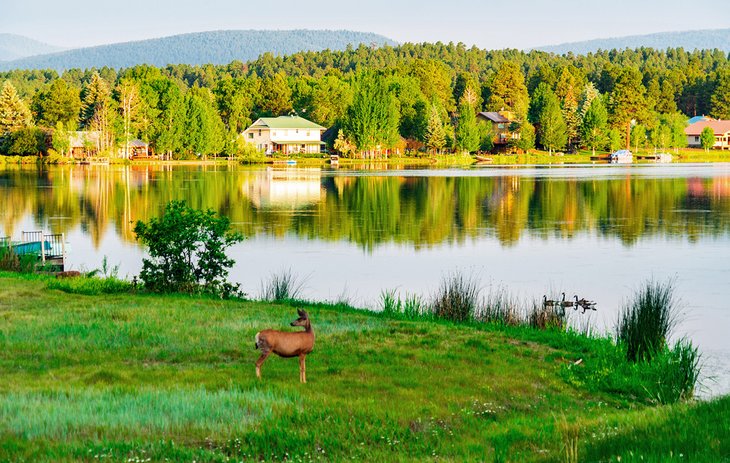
[710,70,730,119]
[609,68,648,150]
[454,92,480,154]
[487,62,529,120]
[259,72,292,116]
[80,73,114,151]
[32,79,81,128]
[555,68,580,149]
[425,103,446,153]
[580,96,608,155]
[0,81,32,135]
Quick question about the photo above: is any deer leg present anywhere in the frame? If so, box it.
[255,350,271,379]
[299,354,306,383]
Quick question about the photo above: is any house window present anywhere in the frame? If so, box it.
[248,133,253,139]
[498,123,505,129]
[258,130,262,136]
[306,131,310,137]
[695,136,699,142]
[301,144,305,149]
[296,129,299,134]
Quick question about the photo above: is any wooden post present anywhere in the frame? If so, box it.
[40,234,46,265]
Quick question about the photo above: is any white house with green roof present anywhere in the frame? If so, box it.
[242,115,326,155]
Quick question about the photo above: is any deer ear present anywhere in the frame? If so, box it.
[297,308,305,317]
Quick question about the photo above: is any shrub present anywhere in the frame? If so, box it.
[260,268,305,302]
[431,271,480,322]
[617,279,678,362]
[133,201,244,297]
[0,242,39,272]
[477,286,522,325]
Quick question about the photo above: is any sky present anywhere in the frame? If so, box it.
[2,0,730,50]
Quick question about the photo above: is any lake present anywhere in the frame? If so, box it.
[1,162,729,396]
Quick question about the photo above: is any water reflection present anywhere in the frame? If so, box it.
[1,164,730,250]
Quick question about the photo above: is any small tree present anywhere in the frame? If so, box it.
[425,103,446,153]
[700,126,715,153]
[133,201,244,297]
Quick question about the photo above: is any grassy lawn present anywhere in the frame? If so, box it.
[0,272,728,462]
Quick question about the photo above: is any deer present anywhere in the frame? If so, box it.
[255,309,315,383]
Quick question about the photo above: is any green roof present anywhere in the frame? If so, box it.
[252,115,325,130]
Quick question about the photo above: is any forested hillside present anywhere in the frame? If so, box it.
[0,30,397,71]
[1,43,729,159]
[0,34,64,62]
[538,28,730,55]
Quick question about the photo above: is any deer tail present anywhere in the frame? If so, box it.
[254,332,260,350]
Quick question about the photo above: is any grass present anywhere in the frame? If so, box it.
[260,268,306,302]
[0,271,727,462]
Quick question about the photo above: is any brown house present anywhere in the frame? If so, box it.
[68,131,101,158]
[477,111,519,148]
[685,120,730,149]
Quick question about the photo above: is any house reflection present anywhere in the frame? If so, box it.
[243,168,323,209]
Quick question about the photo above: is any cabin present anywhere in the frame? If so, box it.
[242,115,326,155]
[477,111,519,148]
[685,120,730,149]
[121,139,151,159]
[68,131,102,158]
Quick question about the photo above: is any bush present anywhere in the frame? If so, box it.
[617,279,678,362]
[133,201,244,298]
[431,271,480,322]
[0,243,39,272]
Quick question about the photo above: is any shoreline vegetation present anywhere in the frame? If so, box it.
[1,200,727,461]
[0,269,728,461]
[1,147,728,168]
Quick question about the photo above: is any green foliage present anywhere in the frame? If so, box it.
[0,243,36,272]
[617,279,678,362]
[0,80,32,135]
[3,127,46,156]
[609,68,648,149]
[341,72,400,154]
[424,103,447,153]
[700,126,715,152]
[31,78,81,128]
[183,87,226,156]
[710,69,730,119]
[510,120,535,152]
[538,88,567,153]
[133,200,244,297]
[259,72,292,116]
[580,95,608,154]
[631,124,647,152]
[51,121,70,155]
[487,61,529,120]
[454,99,480,153]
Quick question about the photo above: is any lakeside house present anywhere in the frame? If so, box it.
[242,115,326,155]
[119,139,151,159]
[477,111,519,148]
[685,120,730,149]
[69,131,101,158]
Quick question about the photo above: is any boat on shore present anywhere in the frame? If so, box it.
[609,149,633,163]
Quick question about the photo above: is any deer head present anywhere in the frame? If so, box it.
[290,309,310,328]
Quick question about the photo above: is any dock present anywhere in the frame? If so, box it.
[1,231,67,271]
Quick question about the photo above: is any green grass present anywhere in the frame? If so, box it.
[0,271,727,462]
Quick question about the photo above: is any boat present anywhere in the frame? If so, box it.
[329,154,340,163]
[475,154,493,163]
[609,149,633,163]
[286,159,297,166]
[655,153,673,163]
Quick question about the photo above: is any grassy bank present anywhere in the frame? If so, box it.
[0,271,728,462]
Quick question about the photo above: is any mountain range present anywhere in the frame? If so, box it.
[0,33,65,61]
[0,30,397,71]
[536,28,730,55]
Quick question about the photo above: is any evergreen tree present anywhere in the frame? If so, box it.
[580,96,608,155]
[183,87,226,157]
[555,68,580,149]
[425,103,446,153]
[259,72,292,116]
[0,81,32,135]
[32,79,81,128]
[609,68,648,150]
[487,62,529,120]
[80,73,115,151]
[537,89,567,154]
[148,78,186,158]
[710,70,730,119]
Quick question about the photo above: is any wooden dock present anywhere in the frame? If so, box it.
[1,231,67,271]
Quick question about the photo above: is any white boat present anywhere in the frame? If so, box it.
[609,149,633,163]
[655,153,673,163]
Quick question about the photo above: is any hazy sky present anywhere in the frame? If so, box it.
[2,0,729,49]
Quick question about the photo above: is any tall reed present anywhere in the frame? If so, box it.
[431,271,480,322]
[260,269,305,302]
[616,279,678,362]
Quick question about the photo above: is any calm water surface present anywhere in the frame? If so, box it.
[2,163,729,396]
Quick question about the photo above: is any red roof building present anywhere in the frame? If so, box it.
[685,120,730,149]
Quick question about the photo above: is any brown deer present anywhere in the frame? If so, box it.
[255,309,315,383]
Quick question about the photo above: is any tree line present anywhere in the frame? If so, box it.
[1,43,729,158]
